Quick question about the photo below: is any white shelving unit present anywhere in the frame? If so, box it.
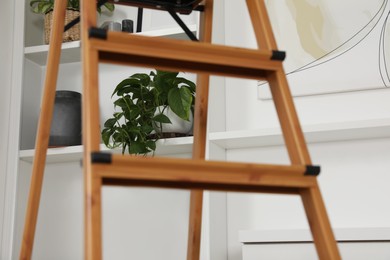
[14,6,206,260]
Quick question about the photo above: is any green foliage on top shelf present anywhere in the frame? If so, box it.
[29,0,115,14]
[101,70,196,155]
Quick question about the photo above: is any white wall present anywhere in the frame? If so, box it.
[223,1,390,259]
[0,0,18,258]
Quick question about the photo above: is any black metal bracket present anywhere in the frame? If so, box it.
[271,50,286,61]
[167,7,198,41]
[91,152,112,164]
[305,165,321,176]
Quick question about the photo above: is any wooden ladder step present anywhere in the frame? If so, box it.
[91,152,319,194]
[89,28,285,80]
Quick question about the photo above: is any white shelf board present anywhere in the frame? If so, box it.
[239,227,390,243]
[19,136,193,164]
[19,118,390,163]
[209,118,390,149]
[25,40,81,65]
[24,24,197,66]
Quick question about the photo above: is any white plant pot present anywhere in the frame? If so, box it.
[153,106,193,135]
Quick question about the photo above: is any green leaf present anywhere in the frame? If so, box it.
[112,78,141,97]
[156,70,179,80]
[141,124,154,134]
[153,113,172,124]
[129,141,149,154]
[168,87,193,120]
[103,2,115,12]
[113,112,124,120]
[104,118,117,128]
[114,96,133,109]
[32,5,40,13]
[36,2,51,14]
[114,128,130,143]
[30,0,43,8]
[153,70,177,93]
[146,140,157,151]
[127,125,141,135]
[30,0,53,14]
[67,0,79,9]
[41,2,53,13]
[174,77,196,93]
[128,105,141,120]
[101,128,112,146]
[131,73,151,86]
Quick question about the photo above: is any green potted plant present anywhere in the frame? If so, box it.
[29,0,115,44]
[101,70,196,155]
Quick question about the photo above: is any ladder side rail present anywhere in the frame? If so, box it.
[268,68,341,259]
[246,0,311,164]
[246,1,341,259]
[245,0,278,50]
[81,0,104,259]
[19,1,68,259]
[301,184,342,259]
[188,1,214,260]
[267,71,312,164]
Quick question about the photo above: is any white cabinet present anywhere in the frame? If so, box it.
[240,228,390,260]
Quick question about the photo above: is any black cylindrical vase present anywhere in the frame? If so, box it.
[49,90,82,147]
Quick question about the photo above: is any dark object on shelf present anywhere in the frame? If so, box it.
[137,8,143,32]
[122,19,134,33]
[49,91,82,147]
[101,21,122,31]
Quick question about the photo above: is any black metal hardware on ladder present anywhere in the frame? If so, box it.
[305,165,321,176]
[271,50,286,61]
[91,152,113,164]
[89,27,108,39]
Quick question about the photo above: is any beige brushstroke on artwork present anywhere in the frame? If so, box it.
[286,0,328,58]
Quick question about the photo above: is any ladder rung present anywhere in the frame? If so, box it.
[91,153,316,194]
[89,29,285,80]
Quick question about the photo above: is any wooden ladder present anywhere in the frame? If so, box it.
[20,0,341,259]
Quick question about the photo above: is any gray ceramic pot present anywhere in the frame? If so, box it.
[49,90,82,147]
